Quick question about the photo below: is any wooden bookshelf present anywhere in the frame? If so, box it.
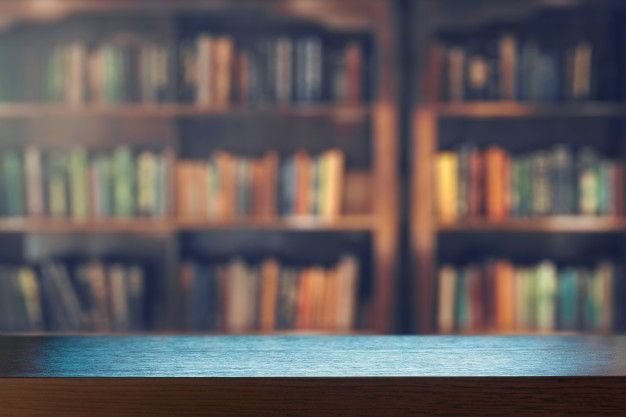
[0,0,399,335]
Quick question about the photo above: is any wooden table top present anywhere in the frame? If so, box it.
[2,335,626,377]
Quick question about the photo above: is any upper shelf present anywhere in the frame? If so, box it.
[422,102,626,119]
[0,103,369,121]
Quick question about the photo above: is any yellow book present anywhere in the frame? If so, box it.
[321,149,344,219]
[436,152,458,223]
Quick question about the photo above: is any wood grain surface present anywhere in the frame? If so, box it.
[1,377,625,416]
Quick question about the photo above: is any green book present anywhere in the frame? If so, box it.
[535,261,557,331]
[2,151,25,216]
[69,148,88,218]
[47,151,69,217]
[113,147,134,217]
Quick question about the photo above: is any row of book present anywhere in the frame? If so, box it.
[437,260,615,333]
[437,146,624,222]
[180,256,359,332]
[0,146,170,218]
[0,261,147,332]
[425,7,626,102]
[179,35,363,106]
[176,149,344,220]
[1,33,365,105]
[42,39,169,105]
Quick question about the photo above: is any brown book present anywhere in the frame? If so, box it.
[343,170,371,215]
[498,35,517,100]
[236,51,249,104]
[345,42,362,104]
[24,145,44,217]
[263,152,278,218]
[294,151,312,216]
[485,146,510,220]
[467,266,484,330]
[468,149,484,218]
[194,162,208,218]
[422,42,445,102]
[260,259,279,331]
[447,47,465,101]
[483,262,497,330]
[175,162,192,218]
[297,269,312,329]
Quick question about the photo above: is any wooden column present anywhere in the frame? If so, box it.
[411,106,437,333]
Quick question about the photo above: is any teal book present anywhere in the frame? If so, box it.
[113,147,134,217]
[2,151,25,216]
[558,268,579,330]
[455,269,468,331]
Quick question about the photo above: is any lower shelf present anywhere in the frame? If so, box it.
[438,217,626,233]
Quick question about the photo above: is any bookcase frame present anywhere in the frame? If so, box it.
[0,0,399,334]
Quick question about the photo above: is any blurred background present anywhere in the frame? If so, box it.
[0,0,624,336]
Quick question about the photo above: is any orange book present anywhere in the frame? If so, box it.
[495,260,515,331]
[294,151,312,216]
[485,146,510,220]
[259,259,279,331]
[213,36,234,108]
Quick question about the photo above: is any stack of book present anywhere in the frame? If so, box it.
[176,149,344,220]
[437,260,615,333]
[436,145,624,222]
[179,34,364,106]
[0,261,148,332]
[40,38,170,105]
[180,256,359,332]
[425,8,624,102]
[0,146,170,219]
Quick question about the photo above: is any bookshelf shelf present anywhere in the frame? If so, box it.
[0,103,369,121]
[0,218,174,234]
[0,216,375,234]
[176,215,375,231]
[431,101,626,119]
[437,217,626,233]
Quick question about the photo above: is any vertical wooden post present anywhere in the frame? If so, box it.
[411,106,437,333]
[373,102,399,333]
